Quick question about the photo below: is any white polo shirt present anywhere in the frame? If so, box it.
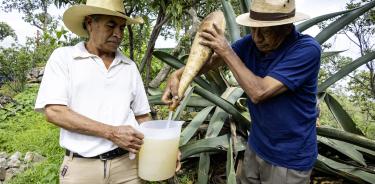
[35,42,150,157]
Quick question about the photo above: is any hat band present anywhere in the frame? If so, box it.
[250,9,295,21]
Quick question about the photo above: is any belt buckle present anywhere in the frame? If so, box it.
[99,154,109,161]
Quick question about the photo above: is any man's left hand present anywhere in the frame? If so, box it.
[199,23,231,57]
[176,150,181,172]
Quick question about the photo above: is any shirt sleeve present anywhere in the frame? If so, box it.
[267,43,321,91]
[131,68,151,116]
[34,48,69,112]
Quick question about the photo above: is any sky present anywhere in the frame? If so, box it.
[0,0,361,58]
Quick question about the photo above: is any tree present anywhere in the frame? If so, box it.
[0,22,16,41]
[1,0,55,32]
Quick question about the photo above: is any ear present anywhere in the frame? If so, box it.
[84,16,94,33]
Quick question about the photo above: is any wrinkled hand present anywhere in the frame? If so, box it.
[110,125,144,154]
[199,23,231,57]
[176,150,182,172]
[162,71,182,110]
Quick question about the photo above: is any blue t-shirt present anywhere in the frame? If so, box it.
[231,28,321,171]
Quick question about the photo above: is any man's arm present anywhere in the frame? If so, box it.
[45,104,144,153]
[135,113,151,124]
[199,23,287,104]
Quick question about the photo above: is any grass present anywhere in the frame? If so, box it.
[0,84,63,184]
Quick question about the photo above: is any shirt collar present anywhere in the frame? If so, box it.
[72,42,132,64]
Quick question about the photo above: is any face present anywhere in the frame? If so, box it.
[250,25,292,54]
[86,15,126,53]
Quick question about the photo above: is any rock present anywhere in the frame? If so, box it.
[9,152,21,161]
[24,152,44,163]
[0,167,5,181]
[27,67,44,83]
[7,159,21,168]
[0,152,7,159]
[4,168,18,182]
[0,158,6,168]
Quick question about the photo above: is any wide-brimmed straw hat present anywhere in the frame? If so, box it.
[63,0,144,37]
[236,0,309,27]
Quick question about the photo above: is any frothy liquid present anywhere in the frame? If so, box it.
[138,137,179,181]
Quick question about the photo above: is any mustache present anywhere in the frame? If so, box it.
[107,38,121,44]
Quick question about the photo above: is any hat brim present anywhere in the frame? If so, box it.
[236,12,310,27]
[63,5,144,37]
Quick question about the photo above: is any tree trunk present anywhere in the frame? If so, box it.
[148,8,201,88]
[127,25,134,60]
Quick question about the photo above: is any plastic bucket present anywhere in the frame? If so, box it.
[138,120,184,181]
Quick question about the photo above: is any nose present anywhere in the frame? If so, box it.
[253,29,264,43]
[113,27,123,38]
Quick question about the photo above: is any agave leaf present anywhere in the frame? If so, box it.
[180,134,247,159]
[198,87,243,183]
[318,137,366,166]
[180,106,215,146]
[314,159,367,184]
[152,50,212,91]
[239,0,250,13]
[318,51,375,92]
[195,86,251,136]
[148,94,213,107]
[321,50,346,59]
[315,1,375,44]
[354,146,375,161]
[198,153,210,184]
[221,0,241,42]
[173,86,195,121]
[318,155,375,183]
[317,127,375,151]
[226,136,237,184]
[205,68,227,94]
[296,8,358,32]
[206,87,244,138]
[324,93,364,135]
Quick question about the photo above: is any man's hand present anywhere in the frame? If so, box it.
[109,125,144,154]
[162,69,183,110]
[176,150,182,172]
[199,23,231,57]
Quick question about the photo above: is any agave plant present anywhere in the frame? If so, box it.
[149,0,375,183]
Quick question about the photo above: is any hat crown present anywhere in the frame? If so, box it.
[86,0,125,14]
[251,0,295,14]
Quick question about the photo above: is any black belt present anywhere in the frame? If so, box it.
[65,148,128,160]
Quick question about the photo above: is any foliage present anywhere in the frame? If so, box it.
[0,21,16,41]
[1,0,56,31]
[0,84,63,184]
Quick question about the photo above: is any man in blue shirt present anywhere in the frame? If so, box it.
[162,0,321,183]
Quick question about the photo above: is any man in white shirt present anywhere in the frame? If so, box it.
[35,0,150,183]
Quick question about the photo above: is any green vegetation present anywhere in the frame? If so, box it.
[0,84,63,184]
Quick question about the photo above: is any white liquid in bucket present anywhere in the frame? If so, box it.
[138,137,179,181]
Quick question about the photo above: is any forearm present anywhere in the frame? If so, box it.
[45,105,114,139]
[135,113,152,124]
[220,49,275,103]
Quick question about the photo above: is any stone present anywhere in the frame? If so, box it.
[0,158,6,168]
[7,159,21,168]
[32,152,45,163]
[9,152,21,161]
[24,152,34,163]
[0,167,5,181]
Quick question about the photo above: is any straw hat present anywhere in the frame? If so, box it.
[63,0,144,37]
[236,0,309,27]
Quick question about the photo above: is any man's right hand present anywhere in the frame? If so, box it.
[162,69,184,110]
[109,125,144,154]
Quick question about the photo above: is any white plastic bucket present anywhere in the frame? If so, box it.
[138,120,184,181]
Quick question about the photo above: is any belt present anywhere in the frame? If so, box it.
[65,148,128,160]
